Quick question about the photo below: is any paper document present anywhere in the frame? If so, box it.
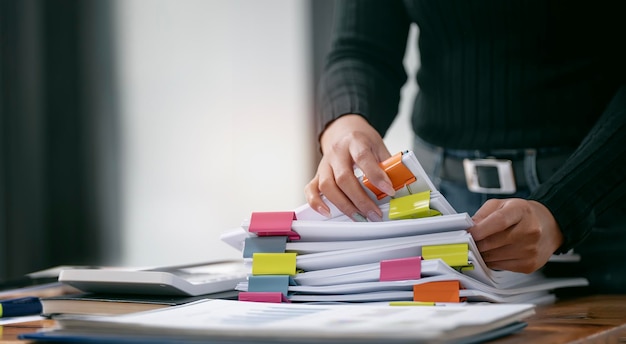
[40,299,535,344]
[219,150,589,305]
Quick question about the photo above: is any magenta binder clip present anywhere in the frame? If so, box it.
[238,292,290,303]
[379,256,422,281]
[249,212,300,240]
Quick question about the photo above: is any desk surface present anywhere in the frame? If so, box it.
[491,294,626,343]
[1,295,625,343]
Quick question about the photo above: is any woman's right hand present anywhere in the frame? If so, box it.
[304,114,395,222]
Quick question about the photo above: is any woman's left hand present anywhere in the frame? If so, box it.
[468,198,564,274]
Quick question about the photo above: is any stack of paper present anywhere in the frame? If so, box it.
[20,299,536,344]
[220,151,588,305]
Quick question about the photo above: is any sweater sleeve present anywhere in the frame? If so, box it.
[529,85,626,253]
[317,0,412,139]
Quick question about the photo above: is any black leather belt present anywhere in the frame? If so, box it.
[413,139,573,194]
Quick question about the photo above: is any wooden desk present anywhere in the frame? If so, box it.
[1,295,625,343]
[492,295,626,343]
[0,319,55,344]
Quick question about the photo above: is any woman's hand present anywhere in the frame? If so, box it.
[304,115,395,222]
[468,198,564,273]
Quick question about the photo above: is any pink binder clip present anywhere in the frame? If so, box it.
[238,292,290,303]
[248,212,300,240]
[379,256,422,281]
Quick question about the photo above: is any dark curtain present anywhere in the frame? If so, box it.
[0,0,120,281]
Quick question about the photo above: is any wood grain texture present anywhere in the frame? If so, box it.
[492,295,626,343]
[1,295,625,343]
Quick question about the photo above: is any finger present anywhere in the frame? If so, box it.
[330,146,384,221]
[483,256,540,274]
[351,146,395,197]
[304,175,331,218]
[468,200,524,241]
[480,244,525,263]
[481,242,543,274]
[474,226,515,252]
[317,159,369,222]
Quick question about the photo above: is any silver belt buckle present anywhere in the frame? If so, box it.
[462,158,516,194]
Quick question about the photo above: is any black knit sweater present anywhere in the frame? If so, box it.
[318,0,626,253]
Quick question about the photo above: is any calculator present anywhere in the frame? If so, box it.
[58,260,248,296]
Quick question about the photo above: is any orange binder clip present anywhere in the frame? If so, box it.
[362,152,416,200]
[413,280,461,303]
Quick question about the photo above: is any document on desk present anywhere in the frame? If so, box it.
[236,257,586,303]
[217,150,589,305]
[238,212,474,242]
[22,299,535,344]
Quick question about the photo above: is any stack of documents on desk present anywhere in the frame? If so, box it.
[220,151,588,304]
[20,299,536,344]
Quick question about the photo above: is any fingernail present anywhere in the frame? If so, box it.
[379,181,395,196]
[367,211,383,222]
[317,206,331,218]
[351,213,368,222]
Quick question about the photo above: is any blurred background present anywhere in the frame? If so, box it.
[0,0,417,280]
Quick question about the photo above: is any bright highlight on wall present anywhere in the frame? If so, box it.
[114,0,313,267]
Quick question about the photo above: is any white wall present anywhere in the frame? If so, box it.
[113,0,313,267]
[112,2,416,268]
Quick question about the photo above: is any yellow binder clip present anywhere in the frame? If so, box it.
[251,253,297,276]
[422,243,469,267]
[388,190,442,220]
